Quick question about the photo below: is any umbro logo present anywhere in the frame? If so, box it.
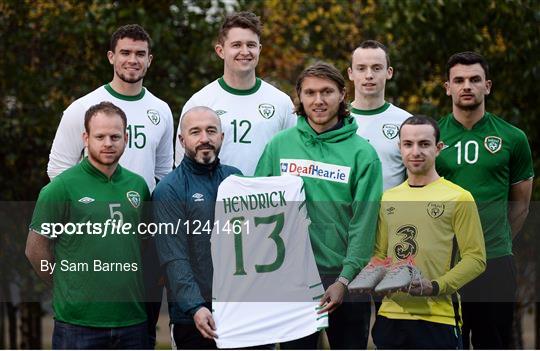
[215,110,227,116]
[386,206,395,215]
[192,193,205,202]
[78,197,95,204]
[441,143,449,150]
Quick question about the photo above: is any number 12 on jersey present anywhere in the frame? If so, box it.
[230,120,252,144]
[230,213,285,276]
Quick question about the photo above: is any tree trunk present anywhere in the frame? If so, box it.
[19,302,42,349]
[6,302,17,349]
[534,300,540,350]
[512,302,524,349]
[0,302,5,349]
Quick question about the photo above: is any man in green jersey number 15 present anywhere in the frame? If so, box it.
[436,51,534,349]
[175,11,296,176]
[26,102,151,349]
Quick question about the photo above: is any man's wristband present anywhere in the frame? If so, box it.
[336,276,350,287]
[431,281,439,296]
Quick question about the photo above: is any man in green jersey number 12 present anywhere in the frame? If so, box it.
[175,11,296,176]
[436,51,534,349]
[26,102,151,349]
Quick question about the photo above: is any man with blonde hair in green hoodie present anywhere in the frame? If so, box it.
[256,61,382,349]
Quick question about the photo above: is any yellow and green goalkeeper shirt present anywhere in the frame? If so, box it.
[374,177,486,326]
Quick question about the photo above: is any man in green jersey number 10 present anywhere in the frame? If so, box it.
[26,102,151,349]
[436,51,534,349]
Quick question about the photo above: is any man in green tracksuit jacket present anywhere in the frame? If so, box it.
[255,62,382,349]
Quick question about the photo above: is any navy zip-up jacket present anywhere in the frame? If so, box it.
[153,156,241,324]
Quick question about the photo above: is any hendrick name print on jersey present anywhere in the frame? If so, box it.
[279,159,351,183]
[222,190,287,214]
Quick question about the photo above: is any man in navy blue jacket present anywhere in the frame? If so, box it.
[153,106,241,349]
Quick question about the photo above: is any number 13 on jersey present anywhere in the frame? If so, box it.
[230,213,285,275]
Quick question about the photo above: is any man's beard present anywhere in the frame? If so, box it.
[187,144,221,165]
[116,70,145,84]
[87,147,123,167]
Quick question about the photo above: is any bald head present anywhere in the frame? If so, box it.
[179,106,224,165]
[180,106,222,133]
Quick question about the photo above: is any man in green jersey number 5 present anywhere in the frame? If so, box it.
[26,102,151,349]
[436,51,534,349]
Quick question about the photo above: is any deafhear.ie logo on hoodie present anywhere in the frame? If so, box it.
[279,159,350,184]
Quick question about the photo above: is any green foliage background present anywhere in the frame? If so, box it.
[1,0,538,201]
[0,0,538,347]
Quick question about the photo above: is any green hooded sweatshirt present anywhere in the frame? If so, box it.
[255,115,382,280]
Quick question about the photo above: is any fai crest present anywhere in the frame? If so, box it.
[382,124,399,139]
[484,136,502,154]
[426,202,445,219]
[258,103,275,119]
[147,109,160,125]
[126,191,141,208]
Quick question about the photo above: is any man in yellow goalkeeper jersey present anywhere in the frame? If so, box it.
[370,115,486,349]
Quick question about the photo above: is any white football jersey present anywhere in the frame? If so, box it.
[175,78,296,175]
[351,102,411,190]
[211,175,328,348]
[47,84,174,192]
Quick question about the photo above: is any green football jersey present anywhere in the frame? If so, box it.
[436,112,533,259]
[30,158,150,327]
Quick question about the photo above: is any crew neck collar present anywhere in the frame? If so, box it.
[104,83,146,101]
[218,77,261,95]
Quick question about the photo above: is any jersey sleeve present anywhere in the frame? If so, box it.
[174,98,197,167]
[510,130,534,184]
[152,181,206,316]
[373,206,389,260]
[281,98,297,130]
[433,191,486,295]
[29,179,68,239]
[155,105,174,180]
[47,102,86,179]
[340,158,383,280]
